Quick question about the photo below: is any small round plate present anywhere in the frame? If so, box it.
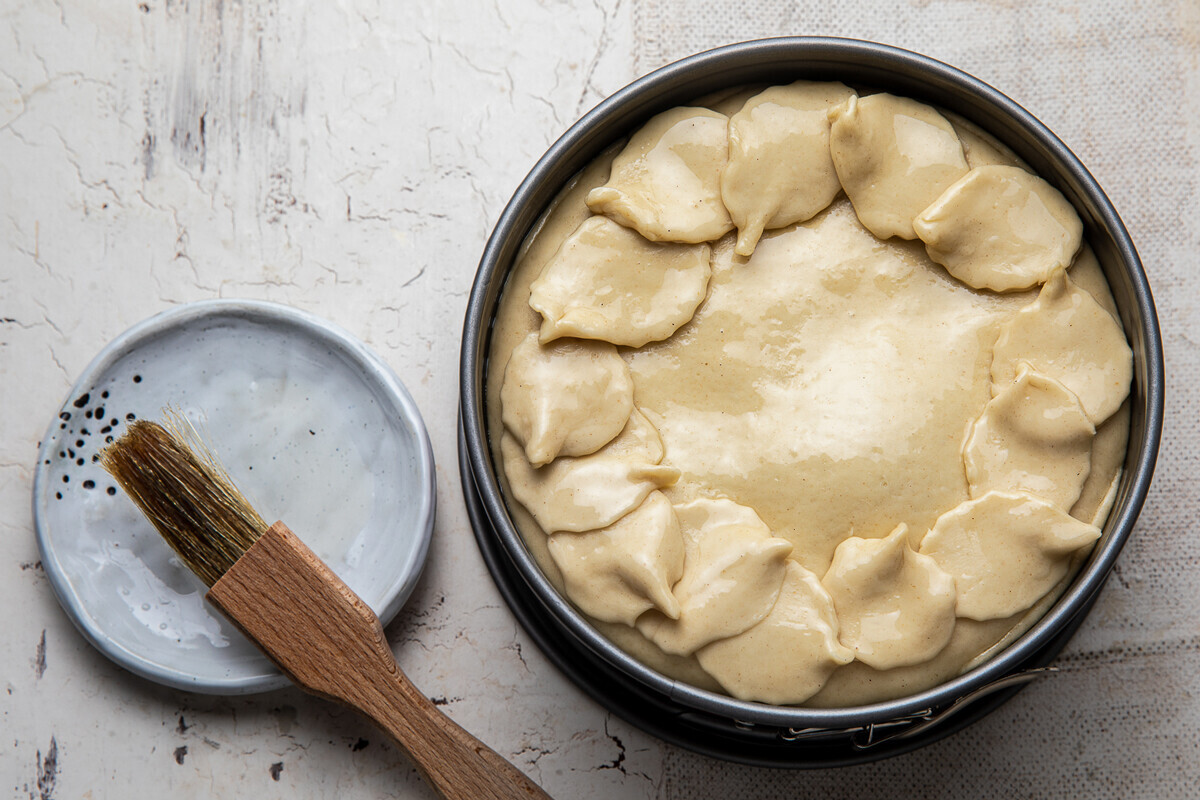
[34,300,435,694]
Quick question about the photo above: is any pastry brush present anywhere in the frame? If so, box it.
[102,416,552,800]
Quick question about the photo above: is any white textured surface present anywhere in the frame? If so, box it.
[2,1,1197,798]
[2,2,645,798]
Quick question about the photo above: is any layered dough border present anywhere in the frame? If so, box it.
[491,83,1133,706]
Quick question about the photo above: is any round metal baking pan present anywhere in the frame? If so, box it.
[460,420,1099,766]
[459,37,1164,759]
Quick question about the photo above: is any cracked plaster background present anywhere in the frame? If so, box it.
[3,1,1199,799]
[1,2,655,798]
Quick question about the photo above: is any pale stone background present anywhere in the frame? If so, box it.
[2,1,1196,798]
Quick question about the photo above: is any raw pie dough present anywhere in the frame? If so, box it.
[828,93,969,240]
[823,524,958,671]
[636,498,793,656]
[501,332,634,466]
[920,491,1102,621]
[914,165,1084,292]
[991,269,1133,424]
[721,80,856,256]
[586,107,734,244]
[488,82,1133,707]
[547,491,684,626]
[963,365,1096,509]
[500,410,679,534]
[529,215,711,347]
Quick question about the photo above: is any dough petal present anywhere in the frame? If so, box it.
[696,562,853,704]
[828,93,969,240]
[991,270,1133,424]
[529,215,712,347]
[822,524,957,670]
[919,491,1102,621]
[500,332,634,466]
[637,498,792,656]
[964,365,1095,509]
[949,114,1027,170]
[501,409,680,534]
[914,165,1083,292]
[547,491,685,625]
[1071,401,1130,527]
[586,106,734,243]
[721,81,856,256]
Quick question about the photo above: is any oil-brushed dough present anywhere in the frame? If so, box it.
[964,365,1095,509]
[991,270,1133,424]
[829,93,969,240]
[500,332,634,466]
[914,165,1083,292]
[529,215,712,347]
[822,524,957,670]
[547,491,684,625]
[920,491,1102,621]
[637,498,792,656]
[586,107,734,244]
[501,409,680,534]
[486,81,1134,709]
[721,81,856,256]
[695,561,852,704]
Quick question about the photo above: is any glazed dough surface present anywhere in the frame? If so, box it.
[485,87,1131,708]
[547,491,684,625]
[920,491,1102,621]
[500,333,633,466]
[636,498,793,656]
[500,410,679,534]
[823,524,957,671]
[586,106,733,243]
[721,80,856,256]
[991,270,1133,424]
[696,561,852,704]
[628,201,1021,576]
[829,93,969,240]
[964,365,1096,509]
[529,215,712,347]
[914,165,1084,292]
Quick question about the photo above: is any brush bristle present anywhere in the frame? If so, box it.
[101,413,268,587]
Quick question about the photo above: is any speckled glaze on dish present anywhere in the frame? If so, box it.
[35,300,435,694]
[460,38,1163,754]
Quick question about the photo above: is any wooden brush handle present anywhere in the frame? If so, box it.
[207,522,552,800]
